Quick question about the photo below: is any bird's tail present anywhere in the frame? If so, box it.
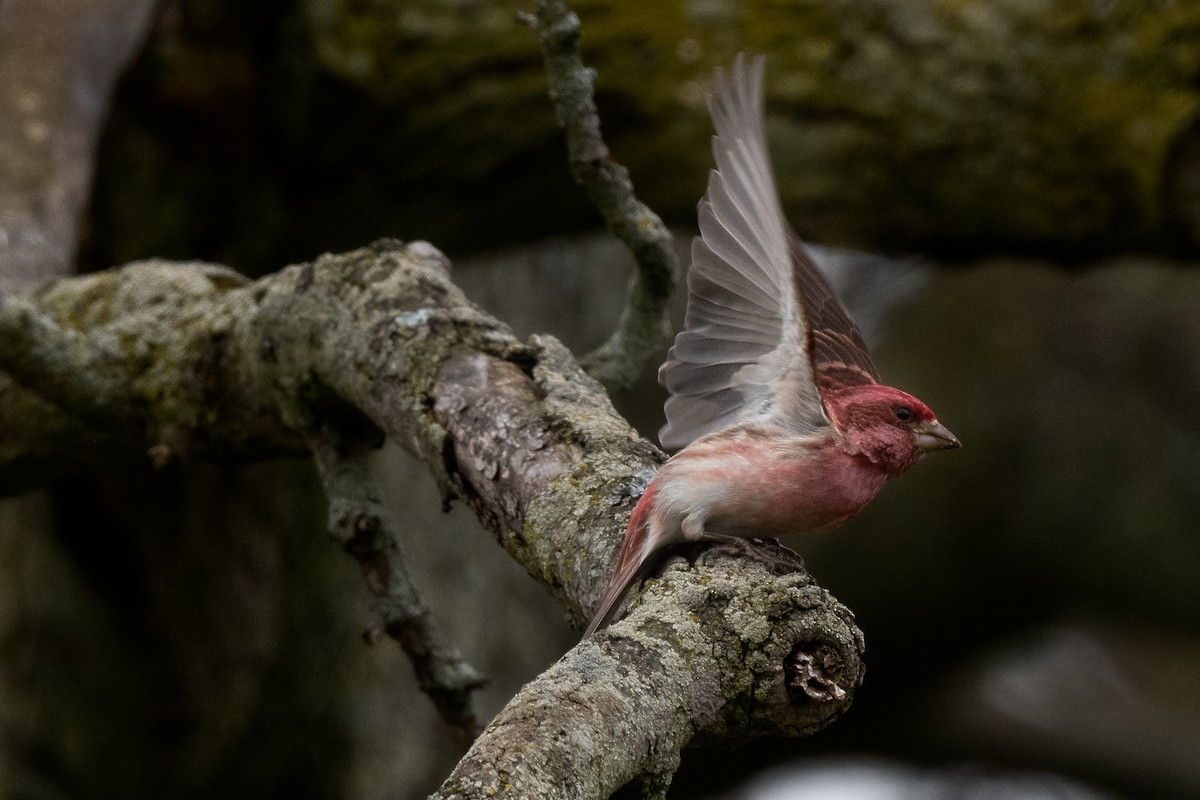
[584,484,661,637]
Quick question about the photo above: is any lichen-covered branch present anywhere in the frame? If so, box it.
[0,240,863,797]
[0,293,132,425]
[524,0,678,391]
[310,437,487,743]
[433,555,862,799]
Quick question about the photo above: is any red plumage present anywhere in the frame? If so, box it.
[584,55,959,637]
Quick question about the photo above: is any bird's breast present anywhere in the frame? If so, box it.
[653,433,889,539]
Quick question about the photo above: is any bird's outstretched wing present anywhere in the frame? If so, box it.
[658,54,879,450]
[788,229,881,395]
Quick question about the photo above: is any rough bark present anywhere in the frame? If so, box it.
[0,241,864,796]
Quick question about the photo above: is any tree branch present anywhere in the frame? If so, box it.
[0,292,133,424]
[433,555,862,798]
[0,240,864,796]
[310,436,487,743]
[524,0,678,391]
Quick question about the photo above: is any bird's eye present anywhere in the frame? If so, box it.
[895,406,913,421]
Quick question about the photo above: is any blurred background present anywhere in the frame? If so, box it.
[1,0,1198,798]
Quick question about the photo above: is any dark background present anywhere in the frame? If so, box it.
[1,0,1199,798]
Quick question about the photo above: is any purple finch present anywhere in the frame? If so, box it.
[586,55,959,636]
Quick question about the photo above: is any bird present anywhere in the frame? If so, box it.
[584,54,960,637]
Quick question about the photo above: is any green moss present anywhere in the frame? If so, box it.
[87,0,1200,281]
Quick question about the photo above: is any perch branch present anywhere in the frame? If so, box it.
[0,241,863,797]
[524,0,678,391]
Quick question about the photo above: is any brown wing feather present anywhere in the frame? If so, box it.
[788,232,880,395]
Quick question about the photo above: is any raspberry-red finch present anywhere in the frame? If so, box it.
[586,55,959,636]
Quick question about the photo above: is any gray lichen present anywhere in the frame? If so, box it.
[0,240,864,798]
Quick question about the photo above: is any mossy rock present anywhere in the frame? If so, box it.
[86,0,1200,273]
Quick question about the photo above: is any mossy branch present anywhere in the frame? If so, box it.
[0,241,862,797]
[523,0,678,392]
[310,436,487,745]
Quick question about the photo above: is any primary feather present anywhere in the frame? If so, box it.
[659,54,879,452]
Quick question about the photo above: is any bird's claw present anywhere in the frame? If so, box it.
[697,534,804,575]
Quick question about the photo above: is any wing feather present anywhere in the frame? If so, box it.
[659,55,820,449]
[789,232,881,391]
[658,54,880,450]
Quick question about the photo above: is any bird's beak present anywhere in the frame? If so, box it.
[914,419,961,452]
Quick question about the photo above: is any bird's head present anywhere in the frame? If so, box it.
[822,384,960,476]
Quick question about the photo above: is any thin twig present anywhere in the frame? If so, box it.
[0,293,130,423]
[524,0,678,391]
[309,436,487,745]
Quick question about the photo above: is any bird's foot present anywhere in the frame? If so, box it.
[697,534,803,575]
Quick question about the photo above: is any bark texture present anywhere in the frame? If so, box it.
[0,241,864,796]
